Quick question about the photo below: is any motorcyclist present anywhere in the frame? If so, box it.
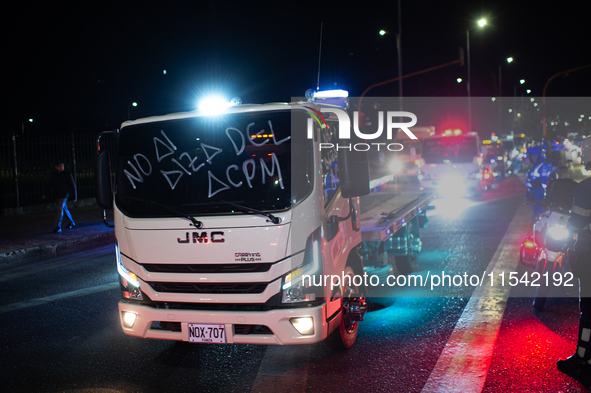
[525,146,545,202]
[526,144,561,220]
[556,139,591,386]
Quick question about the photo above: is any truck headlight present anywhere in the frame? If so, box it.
[122,311,138,328]
[116,243,143,300]
[290,317,314,335]
[282,230,322,304]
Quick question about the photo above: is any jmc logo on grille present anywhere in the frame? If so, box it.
[177,231,225,243]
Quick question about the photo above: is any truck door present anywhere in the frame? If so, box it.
[319,120,351,319]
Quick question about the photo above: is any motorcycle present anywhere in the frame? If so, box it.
[519,178,579,311]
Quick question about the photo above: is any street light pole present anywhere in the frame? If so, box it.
[379,1,403,112]
[397,0,403,112]
[542,63,591,137]
[466,29,472,132]
[466,19,486,133]
[128,102,138,120]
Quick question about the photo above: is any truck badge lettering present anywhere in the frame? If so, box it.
[193,232,208,243]
[177,231,225,244]
[234,252,262,262]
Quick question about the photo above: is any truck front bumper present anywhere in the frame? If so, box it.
[118,301,329,345]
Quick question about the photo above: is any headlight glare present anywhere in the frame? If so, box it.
[122,311,137,328]
[282,233,321,304]
[548,225,569,240]
[290,317,314,335]
[116,243,143,300]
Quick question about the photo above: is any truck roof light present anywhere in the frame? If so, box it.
[314,89,349,98]
[304,89,349,106]
[198,96,241,114]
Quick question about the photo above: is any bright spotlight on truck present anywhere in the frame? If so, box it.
[198,97,233,114]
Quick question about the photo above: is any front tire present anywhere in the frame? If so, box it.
[325,266,360,349]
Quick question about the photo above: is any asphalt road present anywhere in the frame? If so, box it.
[0,175,588,392]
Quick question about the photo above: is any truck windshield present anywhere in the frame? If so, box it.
[422,136,478,164]
[115,110,313,217]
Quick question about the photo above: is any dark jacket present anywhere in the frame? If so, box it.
[567,176,591,281]
[46,170,77,201]
[568,177,591,232]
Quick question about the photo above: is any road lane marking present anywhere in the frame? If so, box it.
[421,198,531,393]
[0,245,114,283]
[0,282,118,314]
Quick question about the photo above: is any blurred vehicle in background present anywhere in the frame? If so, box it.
[501,137,524,174]
[386,126,435,178]
[563,138,582,165]
[418,131,484,197]
[482,139,508,179]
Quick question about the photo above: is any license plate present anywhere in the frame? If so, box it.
[187,323,226,343]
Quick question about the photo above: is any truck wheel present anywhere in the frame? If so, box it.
[395,222,417,275]
[325,266,359,349]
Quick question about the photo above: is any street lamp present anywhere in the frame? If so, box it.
[378,30,403,107]
[498,57,515,133]
[128,102,138,119]
[466,18,487,132]
[21,118,33,134]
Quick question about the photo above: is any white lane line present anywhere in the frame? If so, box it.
[0,282,118,314]
[0,245,114,283]
[421,198,531,393]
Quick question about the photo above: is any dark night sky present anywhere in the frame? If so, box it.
[6,1,590,135]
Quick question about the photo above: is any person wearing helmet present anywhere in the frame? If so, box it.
[557,139,591,387]
[525,145,560,206]
[525,145,560,224]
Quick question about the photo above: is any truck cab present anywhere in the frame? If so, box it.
[95,97,370,348]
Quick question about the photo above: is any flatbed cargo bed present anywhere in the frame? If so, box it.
[360,184,436,242]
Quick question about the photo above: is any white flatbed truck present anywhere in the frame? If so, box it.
[95,95,434,349]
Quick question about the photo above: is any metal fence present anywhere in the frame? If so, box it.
[1,133,105,211]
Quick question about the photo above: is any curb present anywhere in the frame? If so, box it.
[0,232,115,272]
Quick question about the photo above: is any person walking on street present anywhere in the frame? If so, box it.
[557,141,591,389]
[42,160,77,233]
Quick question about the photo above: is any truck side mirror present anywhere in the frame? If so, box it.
[338,148,370,197]
[95,151,113,209]
[481,146,488,155]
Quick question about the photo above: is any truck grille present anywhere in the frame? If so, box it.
[149,282,268,294]
[150,321,182,332]
[234,324,273,335]
[141,263,272,274]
